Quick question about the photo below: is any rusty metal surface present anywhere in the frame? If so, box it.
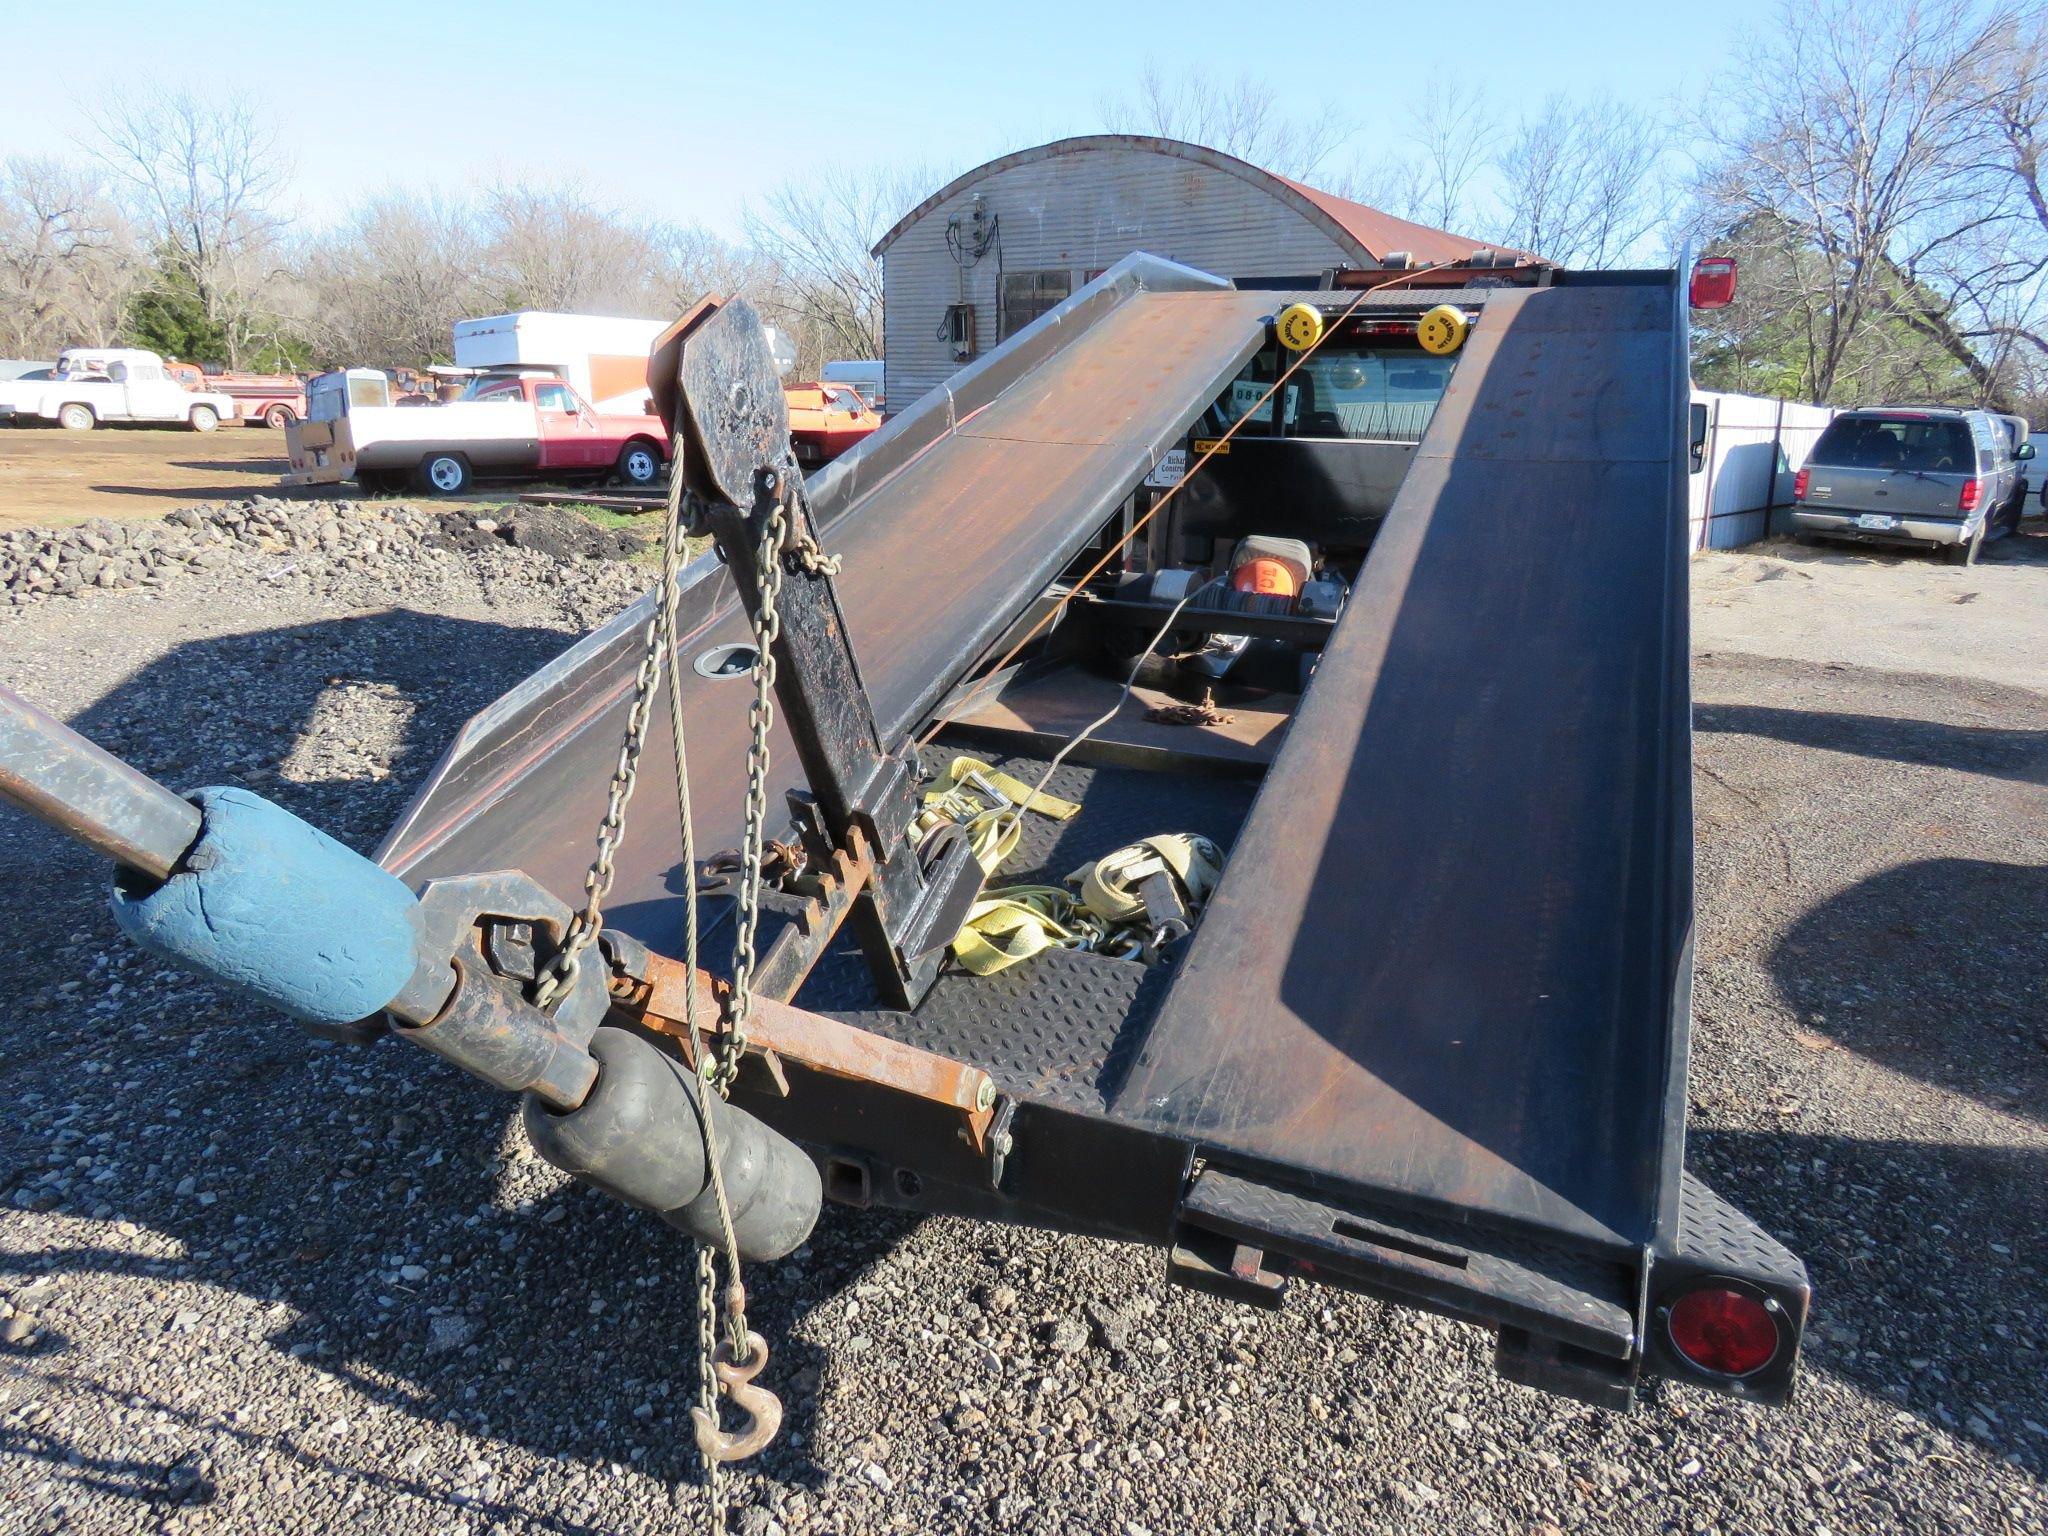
[375,256,1275,954]
[941,668,1290,771]
[622,949,995,1147]
[0,684,201,881]
[1110,279,1694,1254]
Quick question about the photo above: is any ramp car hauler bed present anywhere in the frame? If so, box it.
[0,251,1808,1474]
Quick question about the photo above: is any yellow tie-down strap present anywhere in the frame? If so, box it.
[915,755,1223,975]
[953,833,1223,977]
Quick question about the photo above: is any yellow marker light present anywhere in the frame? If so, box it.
[1275,303,1324,353]
[1417,304,1469,355]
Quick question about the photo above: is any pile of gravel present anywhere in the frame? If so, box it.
[0,497,652,623]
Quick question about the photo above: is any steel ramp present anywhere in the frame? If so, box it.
[1110,278,1695,1257]
[375,256,1276,947]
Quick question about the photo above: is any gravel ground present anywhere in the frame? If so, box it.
[0,508,2043,1535]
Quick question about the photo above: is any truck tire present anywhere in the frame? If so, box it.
[263,404,296,429]
[615,438,662,488]
[188,404,220,433]
[57,403,95,432]
[415,452,473,495]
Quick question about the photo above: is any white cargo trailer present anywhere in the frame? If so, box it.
[450,313,668,415]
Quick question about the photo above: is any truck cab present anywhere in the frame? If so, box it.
[284,367,669,494]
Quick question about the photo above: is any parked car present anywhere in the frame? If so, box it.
[0,348,237,432]
[1790,406,2032,565]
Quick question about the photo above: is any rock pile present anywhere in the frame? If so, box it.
[0,497,650,612]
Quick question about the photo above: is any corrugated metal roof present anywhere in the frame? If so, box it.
[1270,173,1526,266]
[873,135,1530,268]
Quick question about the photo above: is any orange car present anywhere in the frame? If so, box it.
[784,382,879,467]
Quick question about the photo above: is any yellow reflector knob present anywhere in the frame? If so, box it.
[1417,304,1468,355]
[1275,302,1324,353]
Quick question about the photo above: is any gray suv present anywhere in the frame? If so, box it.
[1791,406,2032,565]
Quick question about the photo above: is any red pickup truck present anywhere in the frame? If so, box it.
[284,368,670,494]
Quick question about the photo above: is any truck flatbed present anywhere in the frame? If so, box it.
[374,254,1809,1408]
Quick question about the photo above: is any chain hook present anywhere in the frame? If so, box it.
[690,1330,783,1465]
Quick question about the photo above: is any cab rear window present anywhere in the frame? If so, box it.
[1809,416,1973,472]
[1202,347,1456,443]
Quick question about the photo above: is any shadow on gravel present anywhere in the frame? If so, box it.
[0,608,914,1521]
[1697,701,2048,785]
[1692,1127,2046,1472]
[1766,857,2048,1121]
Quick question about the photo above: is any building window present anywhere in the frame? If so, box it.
[1000,270,1072,339]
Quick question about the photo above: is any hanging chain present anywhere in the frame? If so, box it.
[530,537,684,1008]
[690,480,796,1526]
[719,492,790,1088]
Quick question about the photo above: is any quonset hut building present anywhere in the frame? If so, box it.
[871,134,1511,410]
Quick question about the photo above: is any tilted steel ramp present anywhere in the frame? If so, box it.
[376,255,1277,946]
[1110,277,1694,1258]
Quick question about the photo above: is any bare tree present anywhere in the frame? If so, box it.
[297,192,488,367]
[479,184,678,316]
[1697,0,2015,402]
[1099,65,1353,180]
[1405,84,1498,233]
[1496,96,1670,265]
[88,89,289,366]
[0,157,143,355]
[745,163,936,368]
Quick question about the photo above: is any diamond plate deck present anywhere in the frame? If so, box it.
[795,749,1255,1112]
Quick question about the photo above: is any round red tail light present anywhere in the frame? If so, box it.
[1667,1287,1780,1377]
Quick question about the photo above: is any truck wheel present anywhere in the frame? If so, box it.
[416,452,474,495]
[57,403,95,432]
[188,404,220,433]
[615,439,662,487]
[263,404,296,429]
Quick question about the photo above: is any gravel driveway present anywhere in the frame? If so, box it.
[1,506,2042,1535]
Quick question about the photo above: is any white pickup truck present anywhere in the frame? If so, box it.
[0,348,237,431]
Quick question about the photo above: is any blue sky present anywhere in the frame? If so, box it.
[7,0,1774,236]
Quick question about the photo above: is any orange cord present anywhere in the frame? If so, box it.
[914,262,1462,749]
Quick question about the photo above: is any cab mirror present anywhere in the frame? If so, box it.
[2017,440,2036,461]
[1688,402,1710,474]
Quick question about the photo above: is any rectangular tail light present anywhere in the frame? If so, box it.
[1959,477,1981,512]
[1793,468,1810,501]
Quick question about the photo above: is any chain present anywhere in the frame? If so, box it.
[530,535,683,1008]
[695,1244,725,1527]
[720,493,789,1087]
[521,440,799,1526]
[692,482,793,1524]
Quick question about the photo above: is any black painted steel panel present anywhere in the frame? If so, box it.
[1111,281,1694,1254]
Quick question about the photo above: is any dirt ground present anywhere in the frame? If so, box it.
[1693,524,2048,690]
[0,425,541,531]
[0,424,298,531]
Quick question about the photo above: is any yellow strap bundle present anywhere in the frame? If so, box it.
[916,755,1080,875]
[952,833,1224,976]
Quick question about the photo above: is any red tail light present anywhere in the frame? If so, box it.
[1959,477,1981,512]
[1667,1287,1780,1377]
[1793,468,1810,501]
[1689,256,1738,310]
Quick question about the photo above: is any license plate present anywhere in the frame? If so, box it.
[1855,513,1898,530]
[1144,447,1188,487]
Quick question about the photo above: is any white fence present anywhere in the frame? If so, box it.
[1688,390,1838,551]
